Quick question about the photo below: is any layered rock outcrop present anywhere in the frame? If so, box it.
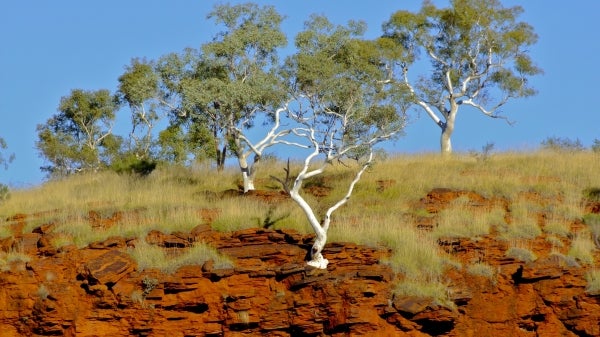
[2,189,600,336]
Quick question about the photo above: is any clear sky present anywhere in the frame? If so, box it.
[1,1,599,188]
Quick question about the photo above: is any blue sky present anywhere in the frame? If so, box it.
[1,1,599,187]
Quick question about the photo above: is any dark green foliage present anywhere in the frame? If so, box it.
[591,139,600,153]
[117,58,161,160]
[36,89,120,178]
[583,188,600,202]
[0,137,14,203]
[382,0,542,153]
[0,183,9,203]
[110,153,157,177]
[285,15,410,160]
[154,3,288,172]
[541,137,585,152]
[0,137,15,170]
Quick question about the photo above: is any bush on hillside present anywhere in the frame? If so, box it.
[0,184,9,203]
[110,154,157,177]
[541,137,585,152]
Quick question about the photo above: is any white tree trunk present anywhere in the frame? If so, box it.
[237,155,255,193]
[289,188,329,269]
[242,171,255,192]
[440,127,453,154]
[440,107,457,155]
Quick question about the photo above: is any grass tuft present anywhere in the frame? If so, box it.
[505,246,537,263]
[567,233,595,265]
[128,240,233,274]
[585,269,600,294]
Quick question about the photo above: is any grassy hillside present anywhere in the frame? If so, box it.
[1,151,599,305]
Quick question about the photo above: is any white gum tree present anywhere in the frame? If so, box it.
[382,0,542,154]
[117,58,161,160]
[282,16,410,269]
[152,3,292,192]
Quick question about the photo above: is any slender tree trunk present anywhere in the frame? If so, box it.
[237,154,256,193]
[440,125,453,155]
[288,188,329,269]
[440,107,457,155]
[216,145,226,172]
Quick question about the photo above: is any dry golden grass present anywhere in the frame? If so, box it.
[585,269,600,294]
[432,197,505,239]
[506,246,537,263]
[0,248,31,271]
[467,262,496,280]
[1,151,599,297]
[568,232,596,265]
[129,241,234,274]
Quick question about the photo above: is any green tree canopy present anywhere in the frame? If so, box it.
[36,89,121,177]
[117,58,161,160]
[0,137,15,170]
[282,16,410,268]
[383,0,542,153]
[151,3,290,191]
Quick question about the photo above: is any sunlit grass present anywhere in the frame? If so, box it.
[585,269,600,294]
[128,240,234,274]
[432,196,505,239]
[0,223,12,239]
[567,232,596,265]
[467,262,496,279]
[0,248,31,271]
[393,278,455,309]
[1,151,600,284]
[505,246,537,263]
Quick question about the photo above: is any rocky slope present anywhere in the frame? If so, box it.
[1,189,600,336]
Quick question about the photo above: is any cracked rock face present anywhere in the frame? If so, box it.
[2,189,600,336]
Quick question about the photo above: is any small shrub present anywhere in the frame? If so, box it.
[0,184,10,204]
[591,139,600,153]
[543,215,571,237]
[393,278,454,309]
[129,241,233,274]
[110,154,157,177]
[585,269,600,294]
[37,284,50,299]
[0,225,12,240]
[506,246,537,263]
[567,233,595,265]
[467,262,496,279]
[541,137,585,152]
[503,201,542,239]
[504,219,542,240]
[548,252,580,267]
[0,183,9,203]
[545,235,564,248]
[2,249,31,264]
[142,276,159,296]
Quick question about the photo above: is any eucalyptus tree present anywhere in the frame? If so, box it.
[282,16,410,269]
[383,0,542,154]
[36,89,121,177]
[0,137,14,170]
[117,58,161,160]
[158,3,290,192]
[0,137,14,202]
